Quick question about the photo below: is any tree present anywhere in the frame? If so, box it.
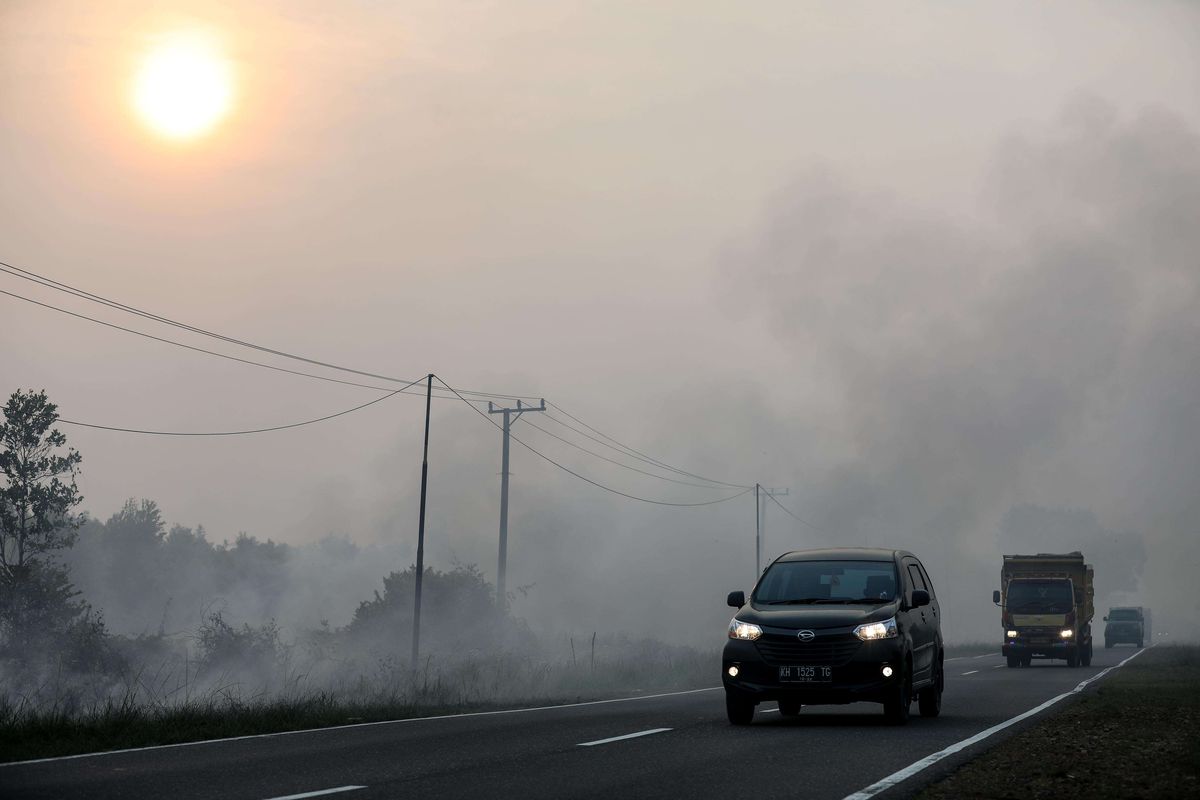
[0,389,83,578]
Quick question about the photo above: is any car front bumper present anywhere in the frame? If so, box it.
[722,638,904,705]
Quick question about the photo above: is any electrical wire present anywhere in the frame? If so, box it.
[436,375,754,508]
[545,401,753,489]
[763,488,826,534]
[0,261,537,404]
[58,378,424,436]
[520,418,736,490]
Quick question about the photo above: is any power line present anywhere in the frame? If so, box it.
[58,378,423,436]
[0,261,537,404]
[764,488,826,535]
[545,401,752,489]
[521,418,736,490]
[436,375,754,508]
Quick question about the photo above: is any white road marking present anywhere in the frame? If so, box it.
[842,647,1152,800]
[0,687,721,767]
[993,664,1006,669]
[577,728,672,747]
[972,653,991,659]
[262,787,366,800]
[761,708,780,714]
[961,670,979,675]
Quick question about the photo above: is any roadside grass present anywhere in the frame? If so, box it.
[919,644,1200,800]
[0,649,719,763]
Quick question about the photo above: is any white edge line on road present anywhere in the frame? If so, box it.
[577,727,672,747]
[960,670,979,675]
[992,664,1006,669]
[841,647,1151,800]
[262,786,366,800]
[0,686,722,768]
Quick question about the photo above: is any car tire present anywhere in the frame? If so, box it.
[1083,643,1093,667]
[1067,649,1079,668]
[1006,655,1019,668]
[918,657,943,718]
[884,664,911,725]
[726,690,755,725]
[1105,639,1112,649]
[778,699,802,717]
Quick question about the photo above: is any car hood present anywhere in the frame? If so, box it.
[736,601,899,632]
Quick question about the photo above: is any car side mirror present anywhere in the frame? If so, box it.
[727,590,745,608]
[992,590,1001,605]
[912,589,930,608]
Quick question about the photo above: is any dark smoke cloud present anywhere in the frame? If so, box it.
[724,98,1200,639]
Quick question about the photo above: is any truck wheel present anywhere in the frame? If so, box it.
[1067,650,1079,668]
[778,699,802,717]
[1006,656,1019,668]
[884,663,912,725]
[918,657,943,718]
[1081,643,1092,667]
[1105,639,1112,649]
[726,690,755,725]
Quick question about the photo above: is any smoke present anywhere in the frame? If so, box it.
[723,98,1200,639]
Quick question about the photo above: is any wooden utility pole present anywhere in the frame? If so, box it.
[488,399,546,609]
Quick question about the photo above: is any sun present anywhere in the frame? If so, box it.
[133,32,234,141]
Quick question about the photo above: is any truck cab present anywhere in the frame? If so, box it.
[993,552,1094,668]
[1104,606,1147,649]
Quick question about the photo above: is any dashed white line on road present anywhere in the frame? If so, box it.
[761,708,779,714]
[842,647,1151,800]
[263,787,366,800]
[961,670,979,675]
[578,728,672,747]
[972,653,991,659]
[993,664,1006,669]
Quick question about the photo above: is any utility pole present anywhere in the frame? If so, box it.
[759,486,789,568]
[488,398,546,609]
[755,484,790,577]
[411,374,433,668]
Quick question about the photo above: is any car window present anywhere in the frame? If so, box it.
[906,564,927,595]
[916,562,936,599]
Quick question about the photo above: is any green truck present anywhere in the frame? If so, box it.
[993,552,1094,668]
[1104,606,1150,648]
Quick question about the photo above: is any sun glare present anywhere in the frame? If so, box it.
[133,32,233,141]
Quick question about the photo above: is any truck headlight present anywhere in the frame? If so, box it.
[1060,629,1073,638]
[854,617,898,641]
[1006,630,1019,639]
[728,619,763,641]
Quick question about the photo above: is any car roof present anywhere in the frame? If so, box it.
[774,547,909,563]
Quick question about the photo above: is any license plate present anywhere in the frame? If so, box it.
[778,665,832,683]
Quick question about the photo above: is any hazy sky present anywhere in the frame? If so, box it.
[3,1,1199,641]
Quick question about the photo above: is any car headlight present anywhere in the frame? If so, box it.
[853,617,898,641]
[1060,629,1073,638]
[1006,630,1019,639]
[728,619,763,641]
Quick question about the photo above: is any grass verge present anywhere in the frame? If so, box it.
[918,644,1200,800]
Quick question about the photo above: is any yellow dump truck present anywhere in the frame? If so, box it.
[992,552,1094,668]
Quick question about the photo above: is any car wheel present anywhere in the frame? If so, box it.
[778,699,802,717]
[1105,639,1112,649]
[918,657,942,718]
[1081,643,1092,667]
[726,690,755,725]
[884,663,911,725]
[1067,650,1079,668]
[1006,655,1019,668]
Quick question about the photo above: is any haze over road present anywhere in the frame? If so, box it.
[0,647,1144,800]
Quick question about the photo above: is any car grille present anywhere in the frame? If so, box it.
[755,634,861,666]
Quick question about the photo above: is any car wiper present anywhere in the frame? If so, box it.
[843,597,892,604]
[764,598,826,605]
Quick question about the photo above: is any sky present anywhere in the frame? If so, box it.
[2,1,1199,643]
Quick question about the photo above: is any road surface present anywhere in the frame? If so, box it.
[0,647,1145,800]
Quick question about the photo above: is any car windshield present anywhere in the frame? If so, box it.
[1007,580,1073,613]
[1109,609,1140,621]
[754,560,898,604]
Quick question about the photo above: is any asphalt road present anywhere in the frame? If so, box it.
[0,647,1143,800]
